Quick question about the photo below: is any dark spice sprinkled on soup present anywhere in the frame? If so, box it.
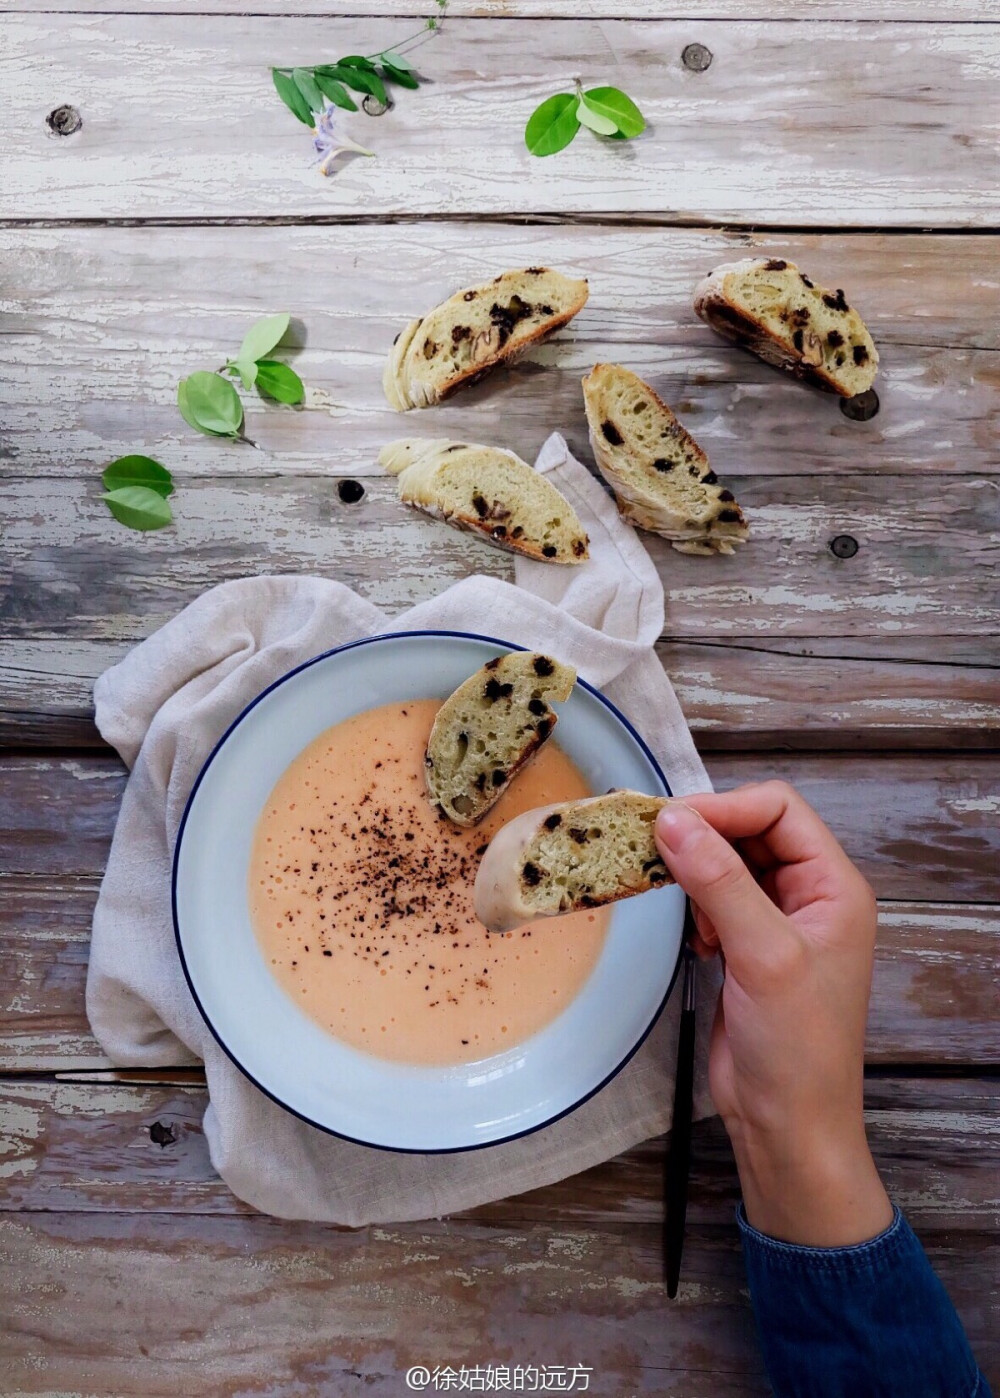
[249,700,608,1065]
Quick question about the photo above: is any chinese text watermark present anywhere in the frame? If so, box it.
[405,1364,593,1391]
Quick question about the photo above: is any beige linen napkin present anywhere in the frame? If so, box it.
[88,432,719,1225]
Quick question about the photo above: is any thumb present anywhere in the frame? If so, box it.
[655,801,785,963]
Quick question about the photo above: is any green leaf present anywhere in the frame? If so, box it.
[582,86,645,139]
[315,73,358,110]
[339,55,378,73]
[102,486,173,532]
[336,64,388,104]
[237,312,290,366]
[272,68,313,125]
[176,378,199,433]
[177,372,244,437]
[380,58,419,89]
[255,360,305,405]
[226,358,258,390]
[380,49,414,72]
[292,67,325,115]
[101,455,174,498]
[576,93,619,137]
[525,92,581,157]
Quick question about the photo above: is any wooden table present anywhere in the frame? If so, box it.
[2,1,998,1392]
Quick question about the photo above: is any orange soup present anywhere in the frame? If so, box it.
[249,699,609,1065]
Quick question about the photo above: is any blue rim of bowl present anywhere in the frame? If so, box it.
[172,628,681,1155]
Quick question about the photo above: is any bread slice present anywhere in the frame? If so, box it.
[694,257,879,397]
[379,438,590,564]
[426,652,576,826]
[383,268,589,411]
[474,790,673,932]
[582,364,749,557]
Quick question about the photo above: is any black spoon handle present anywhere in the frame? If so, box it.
[664,938,697,1298]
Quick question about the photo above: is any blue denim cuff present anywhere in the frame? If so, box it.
[737,1203,988,1398]
[737,1202,912,1275]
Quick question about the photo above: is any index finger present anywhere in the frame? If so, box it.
[681,781,852,873]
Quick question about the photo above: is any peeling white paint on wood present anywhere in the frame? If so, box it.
[949,795,1000,813]
[0,1214,771,1393]
[2,0,998,1385]
[2,227,996,486]
[10,0,1000,16]
[3,635,999,749]
[2,474,997,642]
[3,17,999,222]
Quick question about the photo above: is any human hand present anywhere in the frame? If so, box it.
[655,782,893,1247]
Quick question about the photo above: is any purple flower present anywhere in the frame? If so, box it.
[312,105,374,175]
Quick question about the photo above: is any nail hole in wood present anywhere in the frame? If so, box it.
[682,43,713,72]
[46,105,82,136]
[830,535,859,560]
[362,95,390,116]
[840,389,880,421]
[338,479,365,503]
[149,1120,177,1148]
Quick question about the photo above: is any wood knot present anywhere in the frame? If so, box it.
[681,43,713,72]
[46,105,82,136]
[840,389,880,422]
[829,534,859,560]
[148,1120,177,1148]
[337,479,365,503]
[362,94,390,116]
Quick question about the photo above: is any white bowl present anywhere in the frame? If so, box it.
[173,630,684,1152]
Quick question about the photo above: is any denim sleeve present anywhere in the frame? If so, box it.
[738,1205,992,1398]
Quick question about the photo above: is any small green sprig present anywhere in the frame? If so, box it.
[178,314,304,442]
[272,1,446,129]
[273,51,419,127]
[526,83,646,157]
[223,313,304,403]
[101,455,174,532]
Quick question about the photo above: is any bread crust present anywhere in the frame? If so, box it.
[383,318,422,412]
[384,269,589,411]
[582,364,748,556]
[694,258,878,397]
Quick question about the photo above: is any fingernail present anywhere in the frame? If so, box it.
[656,801,705,853]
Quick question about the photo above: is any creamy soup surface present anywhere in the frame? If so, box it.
[249,699,610,1065]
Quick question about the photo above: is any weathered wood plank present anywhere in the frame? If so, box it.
[732,756,1000,905]
[1,1077,995,1231]
[1,1214,766,1398]
[8,1,998,20]
[663,640,1000,752]
[2,755,997,898]
[0,876,109,1072]
[3,636,998,752]
[4,18,998,223]
[3,877,997,1069]
[4,473,997,641]
[2,745,998,1069]
[0,1212,995,1397]
[2,225,997,484]
[870,904,1000,1061]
